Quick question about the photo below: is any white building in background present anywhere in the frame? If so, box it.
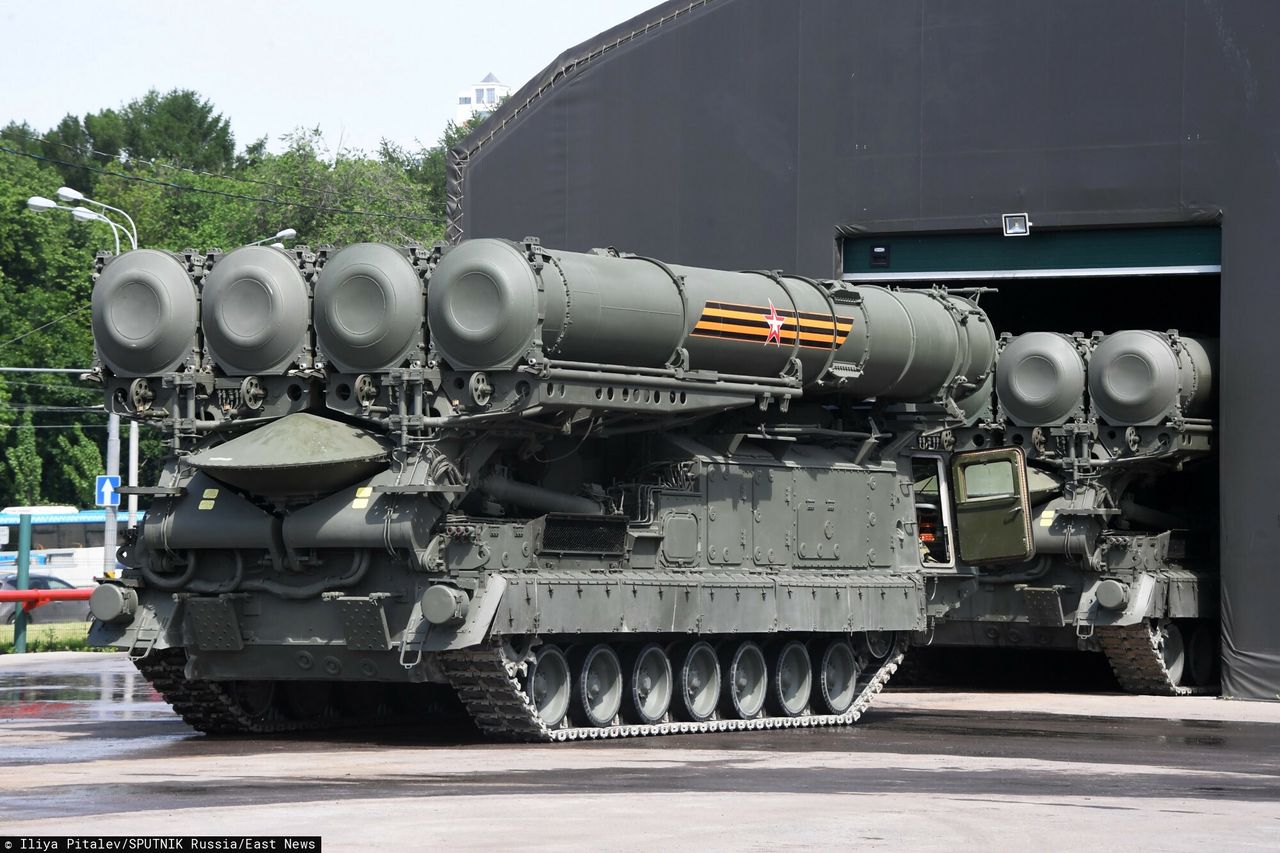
[455,73,512,125]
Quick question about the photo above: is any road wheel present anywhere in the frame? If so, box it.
[720,641,767,719]
[525,644,571,729]
[770,640,812,717]
[676,641,720,722]
[571,644,624,728]
[625,643,673,724]
[816,639,860,715]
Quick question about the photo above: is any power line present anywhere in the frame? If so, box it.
[0,146,445,226]
[13,130,448,211]
[0,379,96,393]
[8,405,103,413]
[0,305,90,350]
[0,423,106,430]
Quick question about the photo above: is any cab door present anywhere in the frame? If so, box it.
[950,447,1035,564]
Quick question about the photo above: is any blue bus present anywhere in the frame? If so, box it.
[0,507,132,586]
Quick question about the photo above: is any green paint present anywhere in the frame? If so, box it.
[844,226,1221,276]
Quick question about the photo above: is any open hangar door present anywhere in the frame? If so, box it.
[841,225,1221,337]
[841,222,1222,681]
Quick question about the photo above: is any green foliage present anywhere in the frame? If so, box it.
[55,425,103,507]
[0,87,465,507]
[0,621,108,654]
[5,410,43,505]
[118,89,235,172]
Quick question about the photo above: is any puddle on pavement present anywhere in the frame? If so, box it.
[0,660,172,724]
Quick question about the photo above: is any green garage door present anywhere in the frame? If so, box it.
[842,226,1221,282]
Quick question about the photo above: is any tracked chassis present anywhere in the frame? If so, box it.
[135,634,907,741]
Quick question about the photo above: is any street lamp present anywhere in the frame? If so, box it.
[25,193,143,568]
[71,207,123,254]
[27,197,126,254]
[56,186,138,249]
[248,227,297,246]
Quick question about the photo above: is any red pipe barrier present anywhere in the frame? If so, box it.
[0,588,93,611]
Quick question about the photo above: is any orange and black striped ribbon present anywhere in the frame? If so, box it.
[690,301,852,350]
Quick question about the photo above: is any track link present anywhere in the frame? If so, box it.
[134,649,440,734]
[440,637,907,742]
[1096,623,1216,696]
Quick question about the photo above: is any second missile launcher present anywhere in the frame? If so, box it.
[916,327,1219,694]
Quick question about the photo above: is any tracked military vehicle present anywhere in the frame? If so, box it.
[909,329,1219,695]
[85,236,1215,742]
[86,236,1026,740]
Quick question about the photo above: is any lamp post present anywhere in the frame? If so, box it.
[247,227,297,247]
[27,196,128,253]
[26,193,143,572]
[56,187,138,249]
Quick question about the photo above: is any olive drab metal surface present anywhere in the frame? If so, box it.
[84,235,1220,744]
[950,448,1034,564]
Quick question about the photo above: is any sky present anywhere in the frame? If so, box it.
[0,0,662,155]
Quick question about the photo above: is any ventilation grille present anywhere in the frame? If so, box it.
[538,515,628,556]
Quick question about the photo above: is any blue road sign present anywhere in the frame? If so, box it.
[95,475,122,507]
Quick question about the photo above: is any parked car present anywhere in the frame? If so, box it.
[0,574,91,624]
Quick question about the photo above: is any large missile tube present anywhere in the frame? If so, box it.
[426,239,996,402]
[89,238,996,409]
[994,330,1215,428]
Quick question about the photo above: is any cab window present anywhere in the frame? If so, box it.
[911,456,953,565]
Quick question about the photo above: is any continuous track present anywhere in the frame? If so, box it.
[134,648,445,734]
[138,635,907,739]
[440,636,908,742]
[1096,622,1216,697]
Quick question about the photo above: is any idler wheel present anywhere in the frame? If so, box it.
[525,644,571,729]
[815,639,860,715]
[770,640,812,717]
[719,641,767,719]
[862,630,896,662]
[625,643,673,724]
[571,644,623,728]
[1154,619,1186,687]
[676,641,720,722]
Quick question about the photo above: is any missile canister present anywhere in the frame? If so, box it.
[201,246,310,376]
[91,249,199,377]
[995,332,1087,426]
[1088,331,1214,425]
[312,243,425,373]
[426,239,995,402]
[425,238,837,381]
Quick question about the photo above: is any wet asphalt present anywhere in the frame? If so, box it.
[0,653,1277,851]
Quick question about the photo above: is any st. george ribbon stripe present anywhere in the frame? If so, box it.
[691,301,853,349]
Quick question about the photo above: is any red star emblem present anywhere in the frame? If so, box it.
[764,300,786,345]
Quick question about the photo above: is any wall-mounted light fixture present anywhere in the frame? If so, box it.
[1002,212,1032,237]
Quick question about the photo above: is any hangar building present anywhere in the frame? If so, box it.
[446,0,1280,699]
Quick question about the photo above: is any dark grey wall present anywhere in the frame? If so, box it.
[450,0,1280,698]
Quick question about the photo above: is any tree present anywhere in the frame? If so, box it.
[379,116,483,219]
[117,89,235,173]
[5,411,43,506]
[54,425,102,507]
[0,88,477,506]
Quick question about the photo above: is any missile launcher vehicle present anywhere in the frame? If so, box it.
[85,235,1218,741]
[87,236,1019,739]
[911,328,1219,694]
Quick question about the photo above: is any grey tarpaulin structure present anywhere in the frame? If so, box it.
[447,0,1280,700]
